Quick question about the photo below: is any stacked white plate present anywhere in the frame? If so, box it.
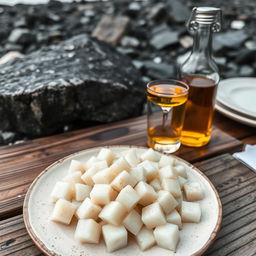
[215,77,256,127]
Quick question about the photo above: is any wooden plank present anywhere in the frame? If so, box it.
[0,215,43,256]
[0,115,242,220]
[194,154,256,256]
[214,112,256,140]
[230,238,256,256]
[1,154,256,256]
[242,134,256,145]
[0,115,242,163]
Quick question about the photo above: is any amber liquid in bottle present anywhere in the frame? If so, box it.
[181,75,217,147]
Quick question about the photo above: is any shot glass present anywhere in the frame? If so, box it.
[147,79,189,153]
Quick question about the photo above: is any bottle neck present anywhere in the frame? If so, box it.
[192,24,213,57]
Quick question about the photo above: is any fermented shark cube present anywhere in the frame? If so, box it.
[76,198,102,220]
[74,219,101,243]
[116,185,140,211]
[123,209,143,235]
[50,199,76,224]
[99,201,127,225]
[136,227,155,251]
[141,202,166,229]
[154,223,179,251]
[102,224,128,252]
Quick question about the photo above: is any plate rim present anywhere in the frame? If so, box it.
[217,77,256,118]
[23,145,223,256]
[215,101,256,127]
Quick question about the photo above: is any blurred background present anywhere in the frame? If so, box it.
[1,0,255,79]
[0,0,255,144]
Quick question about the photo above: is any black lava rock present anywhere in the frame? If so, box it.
[239,65,254,76]
[234,49,256,64]
[214,30,249,50]
[150,29,179,50]
[1,131,16,144]
[143,61,176,79]
[167,0,191,23]
[8,28,36,45]
[0,35,144,136]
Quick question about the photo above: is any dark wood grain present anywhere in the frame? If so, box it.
[0,115,242,220]
[194,154,256,256]
[0,214,43,256]
[214,112,256,140]
[1,154,256,256]
[242,135,256,146]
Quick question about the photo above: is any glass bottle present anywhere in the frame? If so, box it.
[179,7,222,147]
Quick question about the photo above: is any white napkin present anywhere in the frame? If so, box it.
[233,145,256,172]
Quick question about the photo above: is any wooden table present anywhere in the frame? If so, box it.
[1,112,256,256]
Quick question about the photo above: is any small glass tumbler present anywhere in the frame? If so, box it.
[147,79,189,153]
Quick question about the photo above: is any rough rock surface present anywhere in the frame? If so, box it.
[0,34,144,136]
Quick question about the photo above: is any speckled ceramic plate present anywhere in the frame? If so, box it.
[217,77,256,119]
[23,146,222,256]
[215,101,256,127]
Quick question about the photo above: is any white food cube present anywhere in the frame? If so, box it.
[92,160,108,171]
[184,182,204,201]
[76,198,102,220]
[157,190,178,215]
[102,224,127,252]
[50,199,76,225]
[123,209,143,235]
[181,201,201,223]
[136,226,155,251]
[116,185,140,211]
[74,219,101,243]
[174,164,187,178]
[178,176,187,189]
[154,223,179,251]
[99,201,127,225]
[63,171,83,184]
[109,157,131,177]
[130,166,146,182]
[111,170,137,191]
[138,160,158,182]
[69,160,86,173]
[175,194,183,212]
[75,184,92,202]
[159,165,177,180]
[150,178,161,192]
[85,156,98,169]
[159,155,175,168]
[50,181,73,203]
[97,148,116,166]
[90,184,117,205]
[81,166,99,186]
[166,210,182,229]
[71,200,82,209]
[135,181,157,206]
[140,148,160,162]
[141,202,166,229]
[161,178,182,198]
[92,168,114,184]
[124,149,140,167]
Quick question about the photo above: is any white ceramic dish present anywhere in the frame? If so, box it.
[215,101,256,127]
[217,77,256,119]
[23,146,222,256]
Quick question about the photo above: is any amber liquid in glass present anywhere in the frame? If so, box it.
[147,84,187,150]
[180,75,217,147]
